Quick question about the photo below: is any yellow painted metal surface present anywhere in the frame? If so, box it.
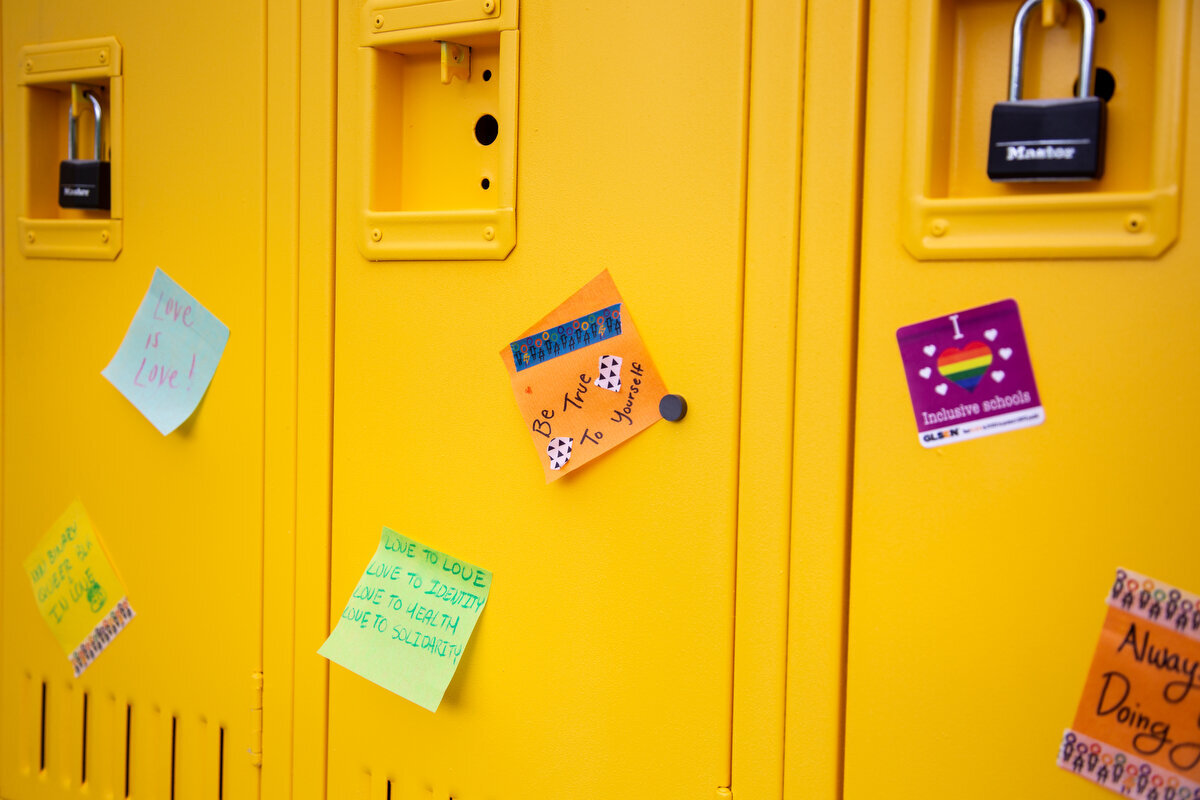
[1,2,269,799]
[328,0,756,797]
[3,0,1194,796]
[784,0,867,798]
[260,1,337,799]
[846,3,1200,799]
[736,0,807,795]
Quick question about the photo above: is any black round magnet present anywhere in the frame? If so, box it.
[659,394,687,422]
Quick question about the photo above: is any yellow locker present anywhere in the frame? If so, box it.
[320,0,819,797]
[327,1,746,796]
[0,3,278,800]
[845,2,1199,799]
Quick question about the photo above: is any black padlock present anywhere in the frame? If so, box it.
[59,84,111,209]
[987,0,1105,182]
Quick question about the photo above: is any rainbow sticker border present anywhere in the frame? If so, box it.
[509,303,623,372]
[1060,729,1200,798]
[1108,568,1200,643]
[69,596,135,677]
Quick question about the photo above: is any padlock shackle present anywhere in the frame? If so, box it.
[1008,0,1097,102]
[65,85,103,161]
[84,91,103,162]
[67,108,78,161]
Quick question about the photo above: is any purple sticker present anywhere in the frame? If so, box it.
[897,299,1044,448]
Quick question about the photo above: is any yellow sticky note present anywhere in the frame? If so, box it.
[24,501,135,676]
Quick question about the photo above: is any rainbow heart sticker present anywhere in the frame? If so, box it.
[936,341,993,392]
[897,300,1044,447]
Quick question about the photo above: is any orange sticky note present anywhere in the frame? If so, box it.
[501,271,667,482]
[1060,569,1200,797]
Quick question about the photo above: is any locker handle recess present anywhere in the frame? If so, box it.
[899,0,1185,260]
[17,37,124,260]
[356,0,519,261]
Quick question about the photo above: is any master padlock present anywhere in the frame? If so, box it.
[59,84,111,209]
[987,0,1105,182]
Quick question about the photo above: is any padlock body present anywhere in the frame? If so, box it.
[59,159,111,209]
[987,97,1106,182]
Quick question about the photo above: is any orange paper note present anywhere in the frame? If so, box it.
[1060,569,1200,797]
[501,271,667,481]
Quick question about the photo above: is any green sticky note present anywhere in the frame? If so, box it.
[318,527,492,712]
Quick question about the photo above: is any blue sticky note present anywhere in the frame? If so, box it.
[101,268,230,435]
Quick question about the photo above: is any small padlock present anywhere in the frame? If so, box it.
[59,84,111,209]
[987,0,1105,182]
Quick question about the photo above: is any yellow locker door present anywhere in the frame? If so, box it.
[846,1,1200,797]
[327,1,749,797]
[1,2,268,799]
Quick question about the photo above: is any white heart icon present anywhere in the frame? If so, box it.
[923,345,937,357]
[984,329,999,342]
[935,383,949,396]
[999,347,1013,360]
[919,367,932,379]
[991,370,1005,383]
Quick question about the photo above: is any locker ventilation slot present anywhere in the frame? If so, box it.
[218,727,225,799]
[124,704,132,798]
[170,716,178,799]
[81,692,89,784]
[386,779,392,800]
[39,681,47,772]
